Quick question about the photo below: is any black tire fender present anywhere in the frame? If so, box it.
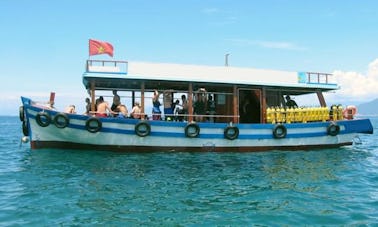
[86,117,102,133]
[185,123,200,138]
[224,126,239,140]
[22,120,29,136]
[19,106,25,122]
[273,124,287,139]
[135,121,151,137]
[54,113,69,128]
[36,112,51,127]
[327,122,340,136]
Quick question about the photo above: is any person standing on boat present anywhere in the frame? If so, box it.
[96,96,113,117]
[206,94,216,122]
[84,98,92,115]
[130,101,142,119]
[194,88,207,122]
[241,98,253,123]
[177,95,188,121]
[163,90,173,120]
[285,95,298,108]
[152,90,162,120]
[111,90,121,115]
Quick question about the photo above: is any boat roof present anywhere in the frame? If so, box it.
[82,60,339,94]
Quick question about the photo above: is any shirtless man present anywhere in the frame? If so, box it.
[117,104,128,118]
[130,102,141,119]
[96,96,113,117]
[65,105,76,114]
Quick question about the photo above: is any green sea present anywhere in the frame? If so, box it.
[1,116,377,226]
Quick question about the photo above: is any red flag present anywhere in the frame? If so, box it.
[89,39,114,57]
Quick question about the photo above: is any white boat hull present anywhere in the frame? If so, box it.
[21,100,373,152]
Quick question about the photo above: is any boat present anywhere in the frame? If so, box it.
[19,59,374,152]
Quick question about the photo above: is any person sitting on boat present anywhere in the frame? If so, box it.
[65,105,76,114]
[172,99,181,121]
[45,101,56,110]
[96,96,113,117]
[285,95,298,108]
[130,101,142,119]
[116,104,128,118]
[152,90,162,120]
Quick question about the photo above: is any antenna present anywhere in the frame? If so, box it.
[225,53,230,66]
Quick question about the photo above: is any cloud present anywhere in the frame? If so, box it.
[329,58,378,103]
[227,39,307,51]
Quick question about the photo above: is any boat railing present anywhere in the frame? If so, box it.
[86,60,128,74]
[298,72,334,84]
[151,113,239,122]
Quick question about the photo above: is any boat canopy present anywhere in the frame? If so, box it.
[82,60,339,95]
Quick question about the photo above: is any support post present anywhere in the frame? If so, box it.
[188,83,193,122]
[233,85,238,123]
[141,82,145,120]
[317,91,326,107]
[90,82,96,112]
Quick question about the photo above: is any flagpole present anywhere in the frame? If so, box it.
[87,39,91,72]
[88,39,90,59]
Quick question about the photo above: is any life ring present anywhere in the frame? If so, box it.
[36,112,51,127]
[224,126,239,140]
[273,124,287,139]
[327,122,340,136]
[54,113,70,128]
[19,106,25,122]
[135,121,151,137]
[85,117,102,133]
[185,123,200,138]
[22,121,29,136]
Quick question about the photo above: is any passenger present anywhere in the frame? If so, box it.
[65,105,76,114]
[241,98,253,123]
[46,101,56,110]
[96,96,113,117]
[177,94,188,121]
[85,98,91,115]
[206,95,216,122]
[116,104,128,118]
[173,99,181,112]
[95,97,101,111]
[111,90,121,111]
[130,101,142,119]
[194,89,206,122]
[285,95,298,108]
[163,90,173,120]
[152,90,162,120]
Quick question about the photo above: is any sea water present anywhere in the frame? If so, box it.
[0,116,377,226]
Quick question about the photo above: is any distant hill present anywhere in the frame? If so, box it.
[357,98,378,115]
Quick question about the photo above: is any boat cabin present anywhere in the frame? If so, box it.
[83,60,339,124]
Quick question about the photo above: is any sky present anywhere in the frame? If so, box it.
[1,0,378,115]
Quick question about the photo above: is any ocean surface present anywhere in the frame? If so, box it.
[0,116,377,226]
